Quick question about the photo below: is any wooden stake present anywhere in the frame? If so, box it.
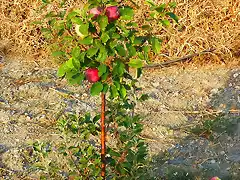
[101,93,106,179]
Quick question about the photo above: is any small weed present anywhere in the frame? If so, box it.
[164,166,195,180]
[191,116,240,140]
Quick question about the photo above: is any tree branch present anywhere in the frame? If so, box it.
[143,48,216,69]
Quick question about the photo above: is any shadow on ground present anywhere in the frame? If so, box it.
[149,70,240,179]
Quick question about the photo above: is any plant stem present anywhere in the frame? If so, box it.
[101,93,106,179]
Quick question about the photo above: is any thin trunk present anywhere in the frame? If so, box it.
[101,93,106,179]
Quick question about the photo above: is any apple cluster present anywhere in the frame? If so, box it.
[85,6,120,83]
[90,6,120,22]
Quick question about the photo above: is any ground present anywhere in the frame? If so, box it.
[0,58,239,179]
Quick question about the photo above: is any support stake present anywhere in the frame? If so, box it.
[101,93,106,179]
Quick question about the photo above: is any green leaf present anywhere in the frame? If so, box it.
[138,52,145,60]
[93,115,100,123]
[160,19,170,26]
[66,58,75,69]
[169,2,177,8]
[113,60,125,77]
[128,59,143,68]
[69,73,84,85]
[151,37,161,54]
[79,52,86,62]
[63,36,74,41]
[90,82,103,96]
[96,46,107,62]
[111,33,120,39]
[65,70,78,81]
[116,45,126,57]
[133,36,145,45]
[126,22,138,27]
[120,7,134,20]
[66,20,72,30]
[48,19,56,26]
[142,45,150,54]
[89,22,97,34]
[107,1,118,6]
[42,0,50,3]
[118,23,130,37]
[127,44,136,57]
[150,12,157,18]
[78,22,89,36]
[87,47,99,57]
[114,81,120,90]
[110,85,118,98]
[78,36,93,45]
[122,162,132,171]
[136,68,142,78]
[141,25,151,30]
[142,45,150,60]
[101,32,110,43]
[101,72,109,81]
[138,94,149,102]
[52,51,65,57]
[93,39,103,48]
[98,64,107,76]
[102,83,109,93]
[145,0,156,7]
[67,11,79,20]
[120,134,130,142]
[155,4,166,13]
[109,40,118,49]
[71,17,82,25]
[71,46,81,59]
[87,146,93,155]
[57,64,67,77]
[85,113,91,123]
[108,149,121,157]
[119,85,127,98]
[72,58,80,69]
[106,23,116,33]
[98,15,108,31]
[166,12,179,23]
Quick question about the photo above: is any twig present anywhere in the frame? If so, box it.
[143,48,216,69]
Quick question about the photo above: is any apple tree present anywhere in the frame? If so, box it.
[34,0,178,179]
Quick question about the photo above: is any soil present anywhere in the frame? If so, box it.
[0,58,239,179]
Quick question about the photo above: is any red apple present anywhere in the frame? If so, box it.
[85,68,100,83]
[211,177,221,180]
[105,6,120,22]
[90,7,102,18]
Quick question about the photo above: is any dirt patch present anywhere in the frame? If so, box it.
[0,59,239,179]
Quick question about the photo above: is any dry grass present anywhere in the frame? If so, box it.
[0,0,239,65]
[135,0,240,65]
[0,0,86,61]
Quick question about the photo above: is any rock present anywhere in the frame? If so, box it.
[0,110,9,122]
[211,159,216,164]
[233,73,239,78]
[0,144,8,154]
[220,151,225,155]
[151,81,160,88]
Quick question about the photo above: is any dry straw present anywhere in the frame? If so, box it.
[0,0,239,64]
